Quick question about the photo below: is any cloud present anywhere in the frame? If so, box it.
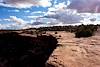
[31,11,46,14]
[0,0,52,8]
[31,21,45,25]
[0,17,33,29]
[0,23,33,30]
[27,15,43,19]
[27,16,38,19]
[54,2,67,9]
[46,1,71,15]
[1,0,100,12]
[39,0,52,7]
[24,10,30,13]
[47,2,68,12]
[68,0,100,13]
[0,19,2,21]
[10,16,26,24]
[8,9,20,12]
[79,13,100,24]
[0,18,11,22]
[3,18,11,21]
[13,9,19,12]
[45,2,68,16]
[0,0,38,8]
[44,9,83,24]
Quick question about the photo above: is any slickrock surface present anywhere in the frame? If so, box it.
[46,31,100,67]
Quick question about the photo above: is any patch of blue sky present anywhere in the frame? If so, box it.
[0,20,12,24]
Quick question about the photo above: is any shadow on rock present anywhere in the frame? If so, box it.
[0,32,58,67]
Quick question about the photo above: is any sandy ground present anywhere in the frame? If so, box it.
[46,31,100,67]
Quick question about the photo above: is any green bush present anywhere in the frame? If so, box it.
[75,29,93,38]
[75,25,97,38]
[59,35,61,37]
[55,31,58,34]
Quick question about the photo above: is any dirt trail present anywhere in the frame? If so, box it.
[46,31,100,67]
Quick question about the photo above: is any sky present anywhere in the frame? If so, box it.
[0,0,100,29]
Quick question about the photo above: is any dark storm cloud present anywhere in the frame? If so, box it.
[0,0,52,8]
[0,0,38,8]
[68,0,100,13]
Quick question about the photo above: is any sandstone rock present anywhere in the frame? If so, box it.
[46,31,100,67]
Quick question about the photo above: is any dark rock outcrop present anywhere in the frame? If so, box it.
[0,32,58,67]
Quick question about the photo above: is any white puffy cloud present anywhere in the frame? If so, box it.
[31,11,46,14]
[27,15,43,19]
[47,2,67,12]
[48,7,56,12]
[46,1,71,16]
[10,16,27,24]
[8,9,20,12]
[27,16,38,19]
[44,9,83,24]
[0,17,33,29]
[54,2,67,10]
[80,13,100,24]
[54,0,58,5]
[0,19,2,21]
[0,23,33,30]
[14,10,19,12]
[24,10,30,13]
[0,0,38,8]
[3,18,11,21]
[0,18,11,22]
[39,0,52,7]
[45,2,68,16]
[0,0,52,8]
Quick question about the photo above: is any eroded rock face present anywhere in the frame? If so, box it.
[46,31,100,67]
[0,32,58,67]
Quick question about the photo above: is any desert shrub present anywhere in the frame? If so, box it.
[75,25,97,38]
[75,29,93,38]
[55,32,58,34]
[59,35,61,37]
[42,31,46,34]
